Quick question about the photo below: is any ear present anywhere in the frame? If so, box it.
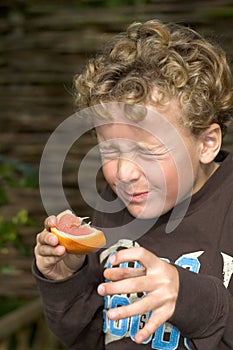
[199,123,222,164]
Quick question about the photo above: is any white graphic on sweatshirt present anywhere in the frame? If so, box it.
[221,252,233,288]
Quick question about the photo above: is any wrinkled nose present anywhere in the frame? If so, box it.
[116,156,140,183]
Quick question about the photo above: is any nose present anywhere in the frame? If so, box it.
[116,156,140,183]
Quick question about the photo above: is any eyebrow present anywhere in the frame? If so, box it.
[136,141,167,152]
[98,139,169,154]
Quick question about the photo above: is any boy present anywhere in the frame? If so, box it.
[33,19,233,349]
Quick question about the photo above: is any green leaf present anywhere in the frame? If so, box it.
[0,186,8,204]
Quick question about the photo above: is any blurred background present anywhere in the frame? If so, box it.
[0,0,233,349]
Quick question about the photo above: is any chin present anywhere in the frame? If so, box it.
[127,201,174,219]
[127,206,161,220]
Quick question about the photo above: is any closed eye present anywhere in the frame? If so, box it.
[99,148,119,158]
[138,147,169,159]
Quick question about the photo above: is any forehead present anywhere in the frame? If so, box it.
[96,122,154,142]
[94,101,184,145]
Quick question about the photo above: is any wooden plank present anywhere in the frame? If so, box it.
[0,298,43,340]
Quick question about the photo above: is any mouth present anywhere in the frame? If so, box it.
[120,190,149,203]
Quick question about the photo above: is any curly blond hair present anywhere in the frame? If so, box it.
[74,19,233,135]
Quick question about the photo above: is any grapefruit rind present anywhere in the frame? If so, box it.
[51,226,106,254]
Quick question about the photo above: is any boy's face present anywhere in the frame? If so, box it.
[95,102,206,219]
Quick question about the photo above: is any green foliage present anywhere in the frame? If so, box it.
[0,157,38,257]
[0,297,26,317]
[0,157,38,319]
[0,156,38,205]
[207,7,233,19]
[0,210,34,256]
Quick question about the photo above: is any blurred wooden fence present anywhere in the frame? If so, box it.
[0,1,232,348]
[0,298,63,350]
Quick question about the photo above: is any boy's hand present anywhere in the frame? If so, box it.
[97,247,179,344]
[34,215,86,280]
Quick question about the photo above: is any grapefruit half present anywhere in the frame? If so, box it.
[50,210,106,254]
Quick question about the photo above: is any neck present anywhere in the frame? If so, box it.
[193,161,220,195]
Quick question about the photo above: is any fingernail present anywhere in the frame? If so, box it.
[98,284,105,295]
[108,309,117,319]
[109,254,116,264]
[49,235,56,245]
[135,333,144,343]
[54,245,65,255]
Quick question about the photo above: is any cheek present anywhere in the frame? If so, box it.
[164,163,179,195]
[161,156,194,203]
[147,160,179,196]
[141,159,176,190]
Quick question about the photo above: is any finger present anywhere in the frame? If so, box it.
[37,229,59,247]
[107,292,160,321]
[36,243,66,257]
[44,215,57,230]
[98,274,155,296]
[134,306,169,344]
[35,231,65,258]
[104,266,145,281]
[110,247,158,269]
